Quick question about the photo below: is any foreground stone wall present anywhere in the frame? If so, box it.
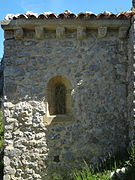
[1,16,133,179]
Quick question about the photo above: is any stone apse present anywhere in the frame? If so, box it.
[1,10,135,180]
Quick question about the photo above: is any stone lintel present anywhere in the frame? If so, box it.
[14,27,23,40]
[35,27,44,39]
[77,26,86,40]
[98,26,107,38]
[119,27,129,39]
[56,26,65,39]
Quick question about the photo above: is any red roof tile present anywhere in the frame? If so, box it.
[4,10,135,20]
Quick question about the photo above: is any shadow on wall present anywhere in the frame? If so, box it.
[44,75,76,178]
[42,74,130,179]
[0,147,4,180]
[0,59,3,107]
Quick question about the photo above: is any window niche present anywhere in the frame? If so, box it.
[45,76,73,123]
[54,83,66,115]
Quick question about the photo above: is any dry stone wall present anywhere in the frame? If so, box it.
[1,16,134,179]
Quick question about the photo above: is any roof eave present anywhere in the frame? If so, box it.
[1,19,131,30]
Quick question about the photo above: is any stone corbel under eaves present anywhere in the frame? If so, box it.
[14,27,23,40]
[98,26,107,38]
[56,26,65,39]
[35,26,44,39]
[1,19,130,30]
[77,26,86,40]
[119,27,129,39]
[1,19,130,40]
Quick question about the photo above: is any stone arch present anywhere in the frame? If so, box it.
[47,76,72,116]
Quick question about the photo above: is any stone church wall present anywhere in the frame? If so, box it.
[1,13,134,179]
[127,16,135,146]
[0,59,3,106]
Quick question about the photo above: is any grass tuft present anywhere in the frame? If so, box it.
[72,146,135,180]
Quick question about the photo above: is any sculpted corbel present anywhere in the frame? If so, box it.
[14,27,23,39]
[98,26,107,38]
[35,27,44,39]
[77,26,86,40]
[119,27,128,39]
[56,26,65,39]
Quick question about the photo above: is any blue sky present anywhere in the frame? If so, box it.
[0,0,132,59]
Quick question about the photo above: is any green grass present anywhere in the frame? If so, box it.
[72,146,135,180]
[73,163,111,180]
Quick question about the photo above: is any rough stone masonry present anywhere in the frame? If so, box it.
[0,8,135,180]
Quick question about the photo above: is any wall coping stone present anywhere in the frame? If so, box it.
[1,19,131,30]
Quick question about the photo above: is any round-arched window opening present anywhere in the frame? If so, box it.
[47,76,72,116]
[55,83,66,115]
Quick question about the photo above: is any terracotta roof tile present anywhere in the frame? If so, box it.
[4,10,135,20]
[77,12,87,19]
[87,13,97,19]
[117,13,129,19]
[108,14,117,19]
[47,13,57,19]
[17,14,28,19]
[26,14,37,19]
[97,13,107,19]
[67,13,76,19]
[58,13,67,19]
[38,14,47,19]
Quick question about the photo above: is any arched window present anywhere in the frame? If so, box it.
[55,83,66,114]
[47,76,72,116]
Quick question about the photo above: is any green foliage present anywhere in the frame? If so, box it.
[0,110,4,147]
[72,146,135,180]
[121,145,135,180]
[128,145,135,164]
[73,162,111,180]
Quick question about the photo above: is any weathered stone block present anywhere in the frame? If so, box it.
[115,64,126,76]
[4,83,17,95]
[116,84,127,97]
[98,26,107,38]
[14,27,23,39]
[56,26,65,39]
[4,30,14,39]
[4,156,11,166]
[35,27,44,39]
[62,152,74,161]
[119,27,128,39]
[3,175,10,180]
[77,26,86,40]
[4,148,22,157]
[4,167,16,175]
